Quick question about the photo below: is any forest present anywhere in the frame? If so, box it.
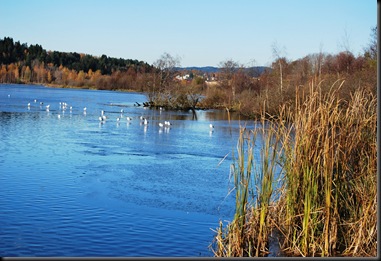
[0,37,153,91]
[0,26,377,118]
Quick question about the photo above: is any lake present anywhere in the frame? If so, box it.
[0,84,258,257]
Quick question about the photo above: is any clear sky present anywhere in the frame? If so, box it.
[0,0,376,67]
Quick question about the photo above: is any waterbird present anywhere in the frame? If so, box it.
[126,116,132,121]
[144,118,148,125]
[209,123,214,129]
[164,121,172,126]
[58,114,61,119]
[158,122,164,127]
[46,105,50,111]
[34,99,37,103]
[116,117,120,122]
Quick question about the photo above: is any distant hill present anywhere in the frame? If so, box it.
[175,66,220,73]
[175,66,271,77]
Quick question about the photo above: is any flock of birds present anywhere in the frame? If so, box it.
[23,97,215,132]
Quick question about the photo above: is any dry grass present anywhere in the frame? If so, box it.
[211,80,377,257]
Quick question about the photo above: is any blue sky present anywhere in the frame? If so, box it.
[1,0,376,67]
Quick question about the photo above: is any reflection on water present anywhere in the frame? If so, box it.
[0,84,258,257]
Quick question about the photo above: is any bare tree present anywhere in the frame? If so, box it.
[218,59,239,82]
[338,26,353,54]
[153,52,181,90]
[309,43,325,82]
[272,41,287,93]
[364,26,377,61]
[218,59,240,102]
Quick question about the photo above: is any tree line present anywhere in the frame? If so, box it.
[199,26,377,117]
[0,26,377,118]
[0,37,155,91]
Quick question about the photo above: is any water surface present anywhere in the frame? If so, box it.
[0,84,257,257]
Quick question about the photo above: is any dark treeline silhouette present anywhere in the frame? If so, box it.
[0,37,154,91]
[0,37,152,74]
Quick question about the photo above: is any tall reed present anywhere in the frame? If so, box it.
[211,80,377,257]
[210,116,285,257]
[277,81,377,256]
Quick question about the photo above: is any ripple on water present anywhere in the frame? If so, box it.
[0,84,248,256]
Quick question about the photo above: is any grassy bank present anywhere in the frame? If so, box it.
[211,81,377,257]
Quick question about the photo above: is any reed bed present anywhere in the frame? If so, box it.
[211,81,377,257]
[210,117,286,257]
